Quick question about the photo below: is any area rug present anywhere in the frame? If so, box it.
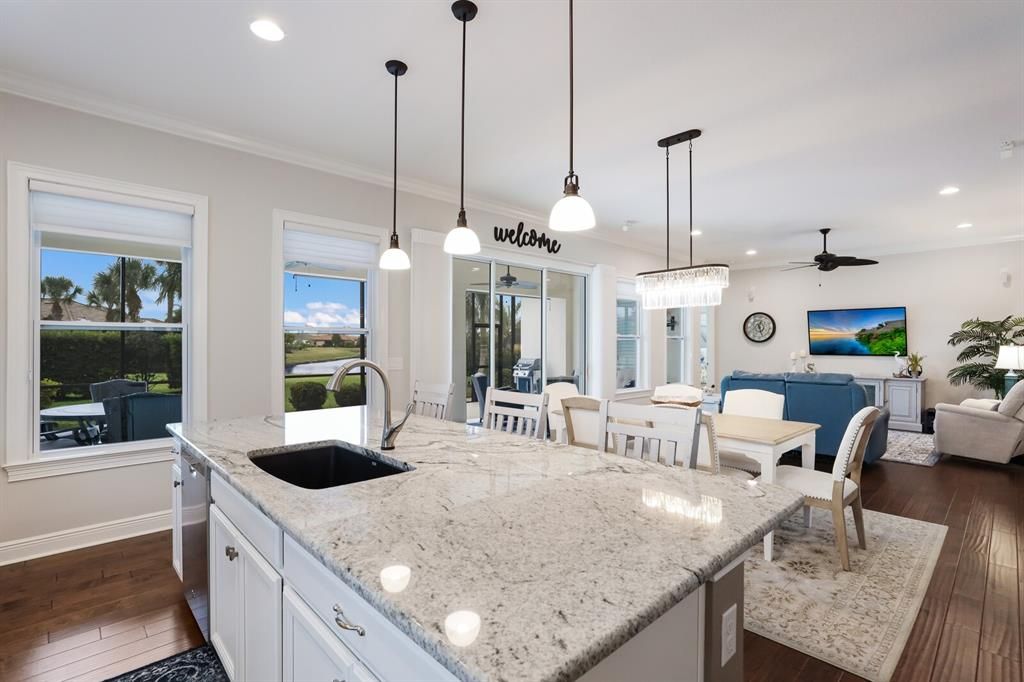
[745,508,946,682]
[881,431,941,467]
[105,644,227,682]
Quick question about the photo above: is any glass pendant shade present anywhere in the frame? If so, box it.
[379,244,411,270]
[443,225,481,255]
[549,193,596,232]
[635,265,730,309]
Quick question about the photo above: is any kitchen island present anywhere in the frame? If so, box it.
[168,407,803,682]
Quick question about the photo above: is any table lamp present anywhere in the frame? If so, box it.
[995,345,1024,396]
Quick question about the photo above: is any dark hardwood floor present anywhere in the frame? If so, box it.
[746,453,1024,682]
[0,455,1020,682]
[0,530,203,682]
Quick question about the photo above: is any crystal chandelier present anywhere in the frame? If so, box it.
[636,129,729,309]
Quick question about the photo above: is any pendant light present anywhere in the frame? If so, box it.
[549,0,595,232]
[635,129,729,309]
[379,59,412,270]
[443,0,482,256]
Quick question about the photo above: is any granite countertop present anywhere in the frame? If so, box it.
[168,407,803,682]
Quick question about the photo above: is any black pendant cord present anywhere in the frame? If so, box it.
[665,146,670,270]
[391,71,399,242]
[689,140,693,267]
[568,0,575,181]
[459,16,466,215]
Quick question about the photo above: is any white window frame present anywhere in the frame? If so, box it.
[269,209,388,415]
[615,282,647,395]
[3,162,208,481]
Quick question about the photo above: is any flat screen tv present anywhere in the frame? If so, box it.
[807,306,908,356]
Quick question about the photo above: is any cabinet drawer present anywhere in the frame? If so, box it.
[284,587,362,682]
[283,534,455,682]
[212,473,283,569]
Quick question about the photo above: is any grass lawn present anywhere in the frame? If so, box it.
[284,374,365,412]
[285,346,361,365]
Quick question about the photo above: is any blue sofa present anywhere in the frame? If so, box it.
[719,371,890,463]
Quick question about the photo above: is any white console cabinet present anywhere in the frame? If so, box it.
[853,376,925,432]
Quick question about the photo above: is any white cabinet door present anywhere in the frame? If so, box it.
[211,504,283,682]
[888,382,917,421]
[239,529,283,681]
[283,587,361,682]
[171,461,183,581]
[210,505,242,681]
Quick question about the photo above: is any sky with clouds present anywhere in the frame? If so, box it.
[283,273,363,329]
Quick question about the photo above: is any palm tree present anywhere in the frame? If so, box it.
[87,268,120,321]
[87,259,158,322]
[947,316,1024,397]
[40,275,83,320]
[154,261,182,323]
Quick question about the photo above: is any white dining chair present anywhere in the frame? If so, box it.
[561,396,603,450]
[598,401,701,467]
[651,383,703,406]
[411,380,455,421]
[482,387,549,439]
[543,381,580,442]
[722,389,785,419]
[719,388,787,474]
[649,405,753,480]
[775,406,880,571]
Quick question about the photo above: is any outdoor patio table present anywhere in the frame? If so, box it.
[40,402,106,445]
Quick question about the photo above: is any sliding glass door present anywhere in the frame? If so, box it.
[452,257,586,424]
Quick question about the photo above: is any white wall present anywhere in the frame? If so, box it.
[0,93,661,548]
[716,241,1024,407]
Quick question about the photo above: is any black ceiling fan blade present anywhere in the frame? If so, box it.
[782,264,819,272]
[788,261,817,265]
[836,257,878,267]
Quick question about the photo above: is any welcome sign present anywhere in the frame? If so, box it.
[493,222,562,255]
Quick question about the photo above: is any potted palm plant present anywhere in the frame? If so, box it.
[906,352,925,378]
[947,316,1024,398]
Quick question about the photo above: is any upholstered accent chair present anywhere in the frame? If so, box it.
[775,406,881,571]
[934,381,1024,464]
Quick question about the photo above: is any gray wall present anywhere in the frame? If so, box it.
[0,92,661,545]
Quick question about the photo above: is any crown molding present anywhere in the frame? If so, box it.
[0,69,555,226]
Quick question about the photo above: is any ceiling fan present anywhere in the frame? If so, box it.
[471,265,539,290]
[784,228,879,272]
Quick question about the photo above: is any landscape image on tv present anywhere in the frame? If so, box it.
[807,307,908,356]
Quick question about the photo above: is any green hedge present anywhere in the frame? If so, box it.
[40,330,181,397]
[290,381,328,411]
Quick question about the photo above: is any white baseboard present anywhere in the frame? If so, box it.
[0,509,172,566]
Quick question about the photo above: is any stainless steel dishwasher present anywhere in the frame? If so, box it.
[181,448,210,641]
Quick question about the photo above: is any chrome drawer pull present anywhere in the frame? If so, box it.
[225,546,238,561]
[333,604,366,636]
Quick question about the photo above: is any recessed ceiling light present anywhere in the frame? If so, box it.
[745,249,757,256]
[690,229,703,236]
[956,223,972,229]
[938,186,959,196]
[250,19,285,42]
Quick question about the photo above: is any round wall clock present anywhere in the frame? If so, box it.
[743,312,776,343]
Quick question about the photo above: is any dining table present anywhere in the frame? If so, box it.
[712,412,820,560]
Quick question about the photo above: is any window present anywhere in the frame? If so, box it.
[281,224,378,412]
[3,168,207,476]
[39,250,184,451]
[283,271,367,411]
[616,297,642,390]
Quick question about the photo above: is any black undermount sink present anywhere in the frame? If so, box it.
[248,443,413,490]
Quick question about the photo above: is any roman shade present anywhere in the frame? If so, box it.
[282,222,378,278]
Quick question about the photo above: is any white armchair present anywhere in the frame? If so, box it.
[934,382,1024,464]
